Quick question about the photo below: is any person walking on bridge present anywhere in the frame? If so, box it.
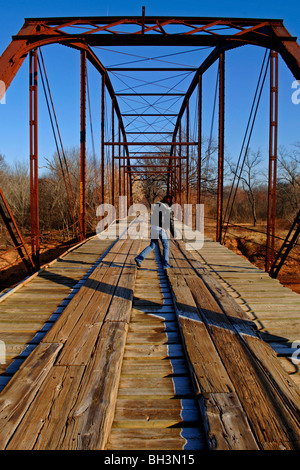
[134,195,175,270]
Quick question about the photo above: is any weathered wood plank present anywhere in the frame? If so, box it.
[117,375,193,399]
[180,246,300,416]
[160,243,262,449]
[200,392,259,450]
[120,358,187,377]
[169,240,300,449]
[123,343,185,359]
[0,342,63,449]
[166,246,234,396]
[7,365,85,450]
[177,316,233,394]
[42,238,129,344]
[55,268,123,366]
[58,321,129,450]
[106,427,203,450]
[113,398,200,428]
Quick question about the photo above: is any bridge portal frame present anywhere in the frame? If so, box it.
[0,15,299,271]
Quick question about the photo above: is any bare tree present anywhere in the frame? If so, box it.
[134,155,168,206]
[0,154,7,177]
[277,144,300,217]
[227,149,263,226]
[2,161,30,228]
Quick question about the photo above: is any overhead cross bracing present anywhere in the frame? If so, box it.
[0,13,300,273]
[0,13,300,451]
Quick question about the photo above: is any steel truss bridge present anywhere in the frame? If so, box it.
[0,13,300,451]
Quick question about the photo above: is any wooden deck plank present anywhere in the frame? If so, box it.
[201,392,259,450]
[112,398,200,428]
[106,428,204,450]
[41,239,130,344]
[106,244,206,451]
[1,219,298,451]
[7,365,85,450]
[56,320,129,450]
[120,357,187,377]
[195,237,300,374]
[167,239,300,450]
[0,236,114,379]
[0,234,141,450]
[0,342,63,449]
[47,238,141,449]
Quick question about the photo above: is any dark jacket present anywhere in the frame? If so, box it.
[151,201,175,237]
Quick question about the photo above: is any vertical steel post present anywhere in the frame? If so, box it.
[127,160,130,208]
[179,121,182,207]
[123,134,126,201]
[186,99,189,204]
[170,152,173,196]
[80,50,87,240]
[111,96,115,207]
[173,144,176,201]
[216,52,225,243]
[266,51,278,272]
[118,122,122,196]
[101,73,105,205]
[197,74,202,205]
[118,120,121,213]
[29,49,40,269]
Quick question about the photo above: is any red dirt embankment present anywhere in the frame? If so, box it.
[0,237,79,293]
[1,224,299,295]
[205,221,300,295]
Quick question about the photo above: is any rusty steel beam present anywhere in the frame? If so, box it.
[104,142,197,146]
[128,152,169,154]
[0,188,35,274]
[101,73,105,205]
[118,122,121,203]
[114,156,187,160]
[120,164,174,168]
[29,49,40,270]
[186,99,189,204]
[266,51,279,272]
[111,96,115,207]
[170,45,236,157]
[179,121,182,205]
[116,93,185,96]
[125,172,170,175]
[216,52,225,244]
[80,50,87,241]
[126,132,173,135]
[122,114,178,117]
[1,16,300,104]
[269,209,300,278]
[197,74,202,205]
[106,68,198,71]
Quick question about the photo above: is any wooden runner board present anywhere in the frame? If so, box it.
[0,342,63,449]
[0,237,113,377]
[105,246,206,451]
[165,243,258,450]
[165,239,300,450]
[194,239,300,351]
[0,233,141,449]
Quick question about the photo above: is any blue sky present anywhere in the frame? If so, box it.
[0,0,299,178]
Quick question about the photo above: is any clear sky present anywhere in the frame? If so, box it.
[0,0,299,178]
